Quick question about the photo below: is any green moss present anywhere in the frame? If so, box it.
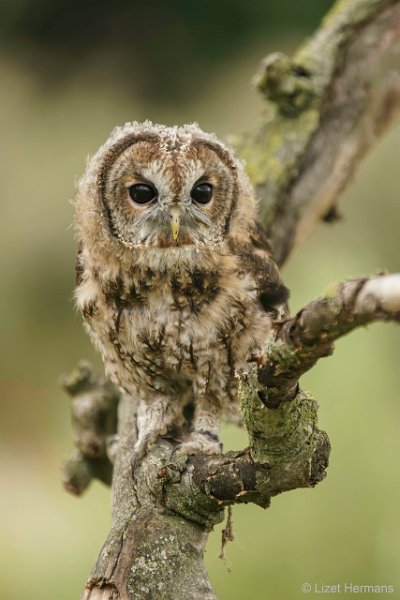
[322,0,389,30]
[237,0,396,221]
[254,52,316,116]
[240,107,320,189]
[145,445,225,530]
[240,372,320,465]
[322,281,341,298]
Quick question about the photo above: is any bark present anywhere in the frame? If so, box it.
[61,1,400,598]
[237,0,400,266]
[66,373,329,600]
[61,362,119,495]
[261,274,400,407]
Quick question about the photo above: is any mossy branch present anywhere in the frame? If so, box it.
[260,273,400,407]
[236,0,400,265]
[64,273,400,511]
[61,361,120,495]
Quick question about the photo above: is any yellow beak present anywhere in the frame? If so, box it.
[170,210,180,240]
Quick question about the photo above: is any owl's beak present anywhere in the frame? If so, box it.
[170,209,180,240]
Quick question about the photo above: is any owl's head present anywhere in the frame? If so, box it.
[75,122,257,260]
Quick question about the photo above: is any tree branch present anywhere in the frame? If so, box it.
[61,362,120,495]
[236,0,400,265]
[260,273,400,407]
[65,373,330,600]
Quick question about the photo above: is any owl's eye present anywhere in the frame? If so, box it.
[128,183,157,205]
[191,182,213,205]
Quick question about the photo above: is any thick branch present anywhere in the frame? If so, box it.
[158,389,329,513]
[64,273,399,509]
[61,362,120,495]
[236,0,400,264]
[63,366,329,599]
[80,393,219,600]
[261,274,400,407]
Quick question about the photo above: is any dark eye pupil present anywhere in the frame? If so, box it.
[191,183,213,205]
[128,184,157,205]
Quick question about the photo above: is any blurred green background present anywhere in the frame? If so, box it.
[1,1,399,598]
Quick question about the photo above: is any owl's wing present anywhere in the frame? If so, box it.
[238,222,289,313]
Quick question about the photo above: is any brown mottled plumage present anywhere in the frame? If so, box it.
[74,122,288,461]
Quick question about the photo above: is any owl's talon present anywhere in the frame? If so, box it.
[172,430,223,458]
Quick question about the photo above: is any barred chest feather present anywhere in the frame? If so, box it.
[75,250,271,402]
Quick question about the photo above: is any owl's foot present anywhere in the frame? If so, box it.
[172,430,223,458]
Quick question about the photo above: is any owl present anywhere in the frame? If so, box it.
[74,121,288,463]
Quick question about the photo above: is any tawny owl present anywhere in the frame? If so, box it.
[74,121,288,463]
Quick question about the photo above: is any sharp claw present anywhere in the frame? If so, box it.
[170,431,222,458]
[194,429,220,442]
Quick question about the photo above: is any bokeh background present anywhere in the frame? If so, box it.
[1,1,399,598]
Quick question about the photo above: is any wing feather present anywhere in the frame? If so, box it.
[235,222,289,312]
